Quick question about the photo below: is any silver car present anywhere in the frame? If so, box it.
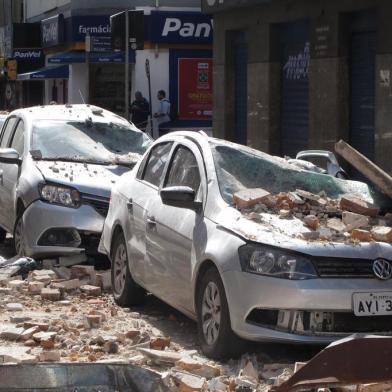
[100,131,392,359]
[0,105,151,258]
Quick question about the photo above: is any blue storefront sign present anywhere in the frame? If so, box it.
[90,36,112,52]
[41,14,65,48]
[149,11,213,44]
[71,15,111,42]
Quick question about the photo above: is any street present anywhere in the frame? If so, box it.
[0,235,321,390]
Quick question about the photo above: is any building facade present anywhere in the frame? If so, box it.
[23,0,213,131]
[202,0,392,173]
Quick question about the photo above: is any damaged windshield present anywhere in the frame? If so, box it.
[210,141,392,210]
[31,120,152,165]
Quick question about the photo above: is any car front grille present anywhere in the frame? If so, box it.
[313,258,374,278]
[82,195,110,217]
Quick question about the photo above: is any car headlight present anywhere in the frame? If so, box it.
[238,244,318,280]
[39,184,81,208]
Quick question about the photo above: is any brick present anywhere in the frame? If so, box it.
[371,226,392,243]
[342,211,369,231]
[23,321,49,331]
[39,350,60,362]
[86,314,102,328]
[351,229,372,242]
[340,195,379,217]
[326,218,347,233]
[150,336,171,350]
[28,281,45,294]
[172,372,205,392]
[52,266,72,280]
[0,327,24,341]
[20,326,40,341]
[304,215,319,230]
[51,279,80,292]
[96,271,112,291]
[71,265,96,285]
[31,270,56,279]
[40,288,61,301]
[233,188,271,209]
[176,357,221,378]
[7,280,25,291]
[6,303,23,312]
[80,285,101,297]
[33,275,53,285]
[32,331,57,342]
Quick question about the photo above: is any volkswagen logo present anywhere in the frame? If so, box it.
[373,259,392,280]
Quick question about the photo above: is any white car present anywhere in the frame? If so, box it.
[100,131,392,358]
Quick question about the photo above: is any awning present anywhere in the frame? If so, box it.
[17,65,69,80]
[48,51,135,64]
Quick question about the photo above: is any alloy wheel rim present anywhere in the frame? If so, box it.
[201,281,221,345]
[14,218,24,256]
[113,243,127,295]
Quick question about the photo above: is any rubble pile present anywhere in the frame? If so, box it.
[0,259,299,391]
[234,188,392,244]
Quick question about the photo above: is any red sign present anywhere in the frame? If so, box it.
[178,58,213,120]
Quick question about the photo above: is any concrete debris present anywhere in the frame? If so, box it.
[171,370,206,392]
[0,326,24,341]
[39,350,61,362]
[235,188,392,244]
[40,287,61,301]
[5,302,23,311]
[176,357,221,378]
[80,284,102,297]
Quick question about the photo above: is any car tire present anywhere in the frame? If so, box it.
[196,267,243,359]
[13,212,26,256]
[111,232,145,307]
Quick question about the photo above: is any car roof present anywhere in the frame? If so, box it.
[8,104,130,127]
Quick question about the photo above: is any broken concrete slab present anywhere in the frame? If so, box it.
[342,211,369,231]
[371,226,392,243]
[0,326,24,341]
[233,188,271,209]
[80,285,101,296]
[340,195,379,217]
[176,357,221,379]
[138,348,184,365]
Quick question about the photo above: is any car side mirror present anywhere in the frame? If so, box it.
[0,148,21,164]
[160,186,202,210]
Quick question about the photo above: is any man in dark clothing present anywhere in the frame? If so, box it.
[130,91,150,130]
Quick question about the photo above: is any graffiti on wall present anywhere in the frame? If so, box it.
[283,42,310,80]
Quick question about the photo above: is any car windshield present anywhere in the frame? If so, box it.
[31,119,152,165]
[210,140,392,210]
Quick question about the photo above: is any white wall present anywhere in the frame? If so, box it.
[133,49,169,115]
[26,0,70,19]
[68,63,88,104]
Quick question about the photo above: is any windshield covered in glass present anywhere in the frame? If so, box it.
[210,140,392,210]
[31,120,152,165]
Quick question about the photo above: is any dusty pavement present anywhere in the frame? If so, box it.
[0,237,321,391]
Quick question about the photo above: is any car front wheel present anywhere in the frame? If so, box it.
[111,231,145,307]
[196,267,243,359]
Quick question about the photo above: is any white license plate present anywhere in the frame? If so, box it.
[353,292,392,316]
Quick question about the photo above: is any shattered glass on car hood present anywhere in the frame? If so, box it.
[210,140,392,211]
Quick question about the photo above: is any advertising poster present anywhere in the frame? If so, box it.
[178,58,213,120]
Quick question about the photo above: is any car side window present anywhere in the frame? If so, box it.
[136,153,149,179]
[142,142,172,187]
[10,120,25,156]
[0,117,17,148]
[165,146,201,193]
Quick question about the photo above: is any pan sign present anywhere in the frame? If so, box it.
[149,11,213,44]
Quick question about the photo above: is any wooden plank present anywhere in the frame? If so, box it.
[335,140,392,199]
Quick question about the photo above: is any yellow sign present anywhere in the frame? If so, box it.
[7,59,17,80]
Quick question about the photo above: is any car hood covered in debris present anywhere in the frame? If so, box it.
[35,160,131,198]
[210,140,392,259]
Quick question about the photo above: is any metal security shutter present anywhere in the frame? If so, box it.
[350,31,376,161]
[234,31,248,145]
[280,21,310,158]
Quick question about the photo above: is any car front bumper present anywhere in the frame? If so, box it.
[22,200,105,258]
[222,270,392,344]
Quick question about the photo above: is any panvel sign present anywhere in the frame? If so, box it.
[178,58,213,120]
[149,12,213,44]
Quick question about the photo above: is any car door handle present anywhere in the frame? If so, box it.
[127,198,133,211]
[146,216,156,226]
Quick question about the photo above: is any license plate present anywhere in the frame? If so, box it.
[353,292,392,316]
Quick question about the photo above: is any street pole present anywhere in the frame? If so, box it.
[85,33,90,104]
[125,9,130,120]
[145,59,153,137]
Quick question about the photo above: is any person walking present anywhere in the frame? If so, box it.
[130,91,150,131]
[153,90,171,137]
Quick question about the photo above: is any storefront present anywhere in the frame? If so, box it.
[202,0,392,173]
